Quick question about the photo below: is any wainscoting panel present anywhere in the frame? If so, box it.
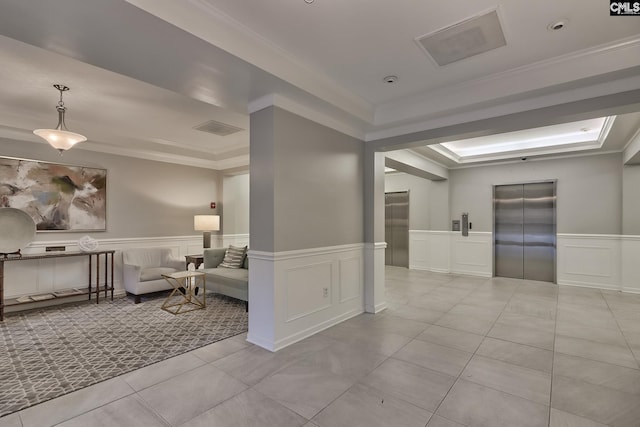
[409,231,450,273]
[557,234,621,291]
[621,236,640,293]
[248,244,364,351]
[284,261,333,322]
[450,232,492,277]
[339,257,361,303]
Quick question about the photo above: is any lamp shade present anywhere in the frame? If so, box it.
[194,215,220,231]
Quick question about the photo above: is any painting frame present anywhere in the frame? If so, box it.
[0,156,107,232]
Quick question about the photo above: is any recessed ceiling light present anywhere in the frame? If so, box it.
[304,0,314,3]
[383,75,398,83]
[548,19,568,31]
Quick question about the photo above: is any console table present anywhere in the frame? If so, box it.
[0,250,115,321]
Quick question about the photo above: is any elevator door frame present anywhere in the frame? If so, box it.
[492,180,557,283]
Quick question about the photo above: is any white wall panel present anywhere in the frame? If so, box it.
[409,231,450,273]
[450,232,492,277]
[557,234,621,290]
[339,257,361,303]
[621,236,640,293]
[248,243,364,351]
[285,262,333,321]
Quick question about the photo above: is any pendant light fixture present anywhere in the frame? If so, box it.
[33,84,87,154]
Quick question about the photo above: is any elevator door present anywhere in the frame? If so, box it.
[494,182,556,282]
[385,191,409,267]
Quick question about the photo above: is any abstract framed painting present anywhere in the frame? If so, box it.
[0,156,106,231]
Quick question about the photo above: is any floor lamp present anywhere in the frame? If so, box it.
[194,215,220,248]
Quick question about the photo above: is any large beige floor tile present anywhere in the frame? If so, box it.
[138,364,247,426]
[552,375,640,427]
[179,389,307,427]
[476,337,553,373]
[19,377,134,427]
[436,379,548,427]
[56,395,168,427]
[360,358,455,412]
[426,415,466,427]
[495,311,555,332]
[392,339,472,377]
[366,314,430,338]
[123,352,206,391]
[287,341,387,381]
[488,323,555,350]
[556,322,628,347]
[312,383,432,427]
[503,297,557,320]
[252,359,355,419]
[212,344,299,386]
[320,325,412,357]
[549,408,609,427]
[556,304,619,331]
[554,335,638,369]
[553,353,640,395]
[416,325,484,353]
[461,356,551,404]
[435,312,497,335]
[386,304,447,324]
[0,413,21,427]
[613,309,640,333]
[191,334,250,363]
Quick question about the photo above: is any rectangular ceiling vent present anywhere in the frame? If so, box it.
[415,9,506,66]
[194,120,243,136]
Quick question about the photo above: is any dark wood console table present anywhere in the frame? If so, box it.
[0,250,115,321]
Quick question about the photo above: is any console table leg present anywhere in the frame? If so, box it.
[96,254,100,304]
[110,252,114,301]
[88,255,92,301]
[0,261,4,321]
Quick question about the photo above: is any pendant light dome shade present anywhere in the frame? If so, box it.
[33,84,87,154]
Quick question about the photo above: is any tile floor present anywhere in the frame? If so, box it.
[2,267,640,427]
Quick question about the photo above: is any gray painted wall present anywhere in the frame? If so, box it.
[0,138,220,240]
[250,106,364,252]
[448,153,623,234]
[623,165,640,235]
[384,172,430,230]
[222,173,250,235]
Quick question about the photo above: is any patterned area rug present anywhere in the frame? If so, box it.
[0,293,248,418]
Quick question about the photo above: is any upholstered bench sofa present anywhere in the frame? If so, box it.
[122,248,184,303]
[201,247,248,309]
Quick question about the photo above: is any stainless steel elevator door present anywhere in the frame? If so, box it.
[385,191,409,267]
[494,185,524,279]
[523,182,556,282]
[494,182,556,282]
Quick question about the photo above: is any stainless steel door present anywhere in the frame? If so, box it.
[385,191,409,267]
[494,185,524,279]
[494,182,556,282]
[523,182,556,282]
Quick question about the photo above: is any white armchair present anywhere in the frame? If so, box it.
[122,248,184,303]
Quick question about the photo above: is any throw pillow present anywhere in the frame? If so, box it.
[219,245,247,269]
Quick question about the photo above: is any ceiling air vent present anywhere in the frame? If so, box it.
[415,9,506,66]
[194,120,243,136]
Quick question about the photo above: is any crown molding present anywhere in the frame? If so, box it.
[125,0,373,124]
